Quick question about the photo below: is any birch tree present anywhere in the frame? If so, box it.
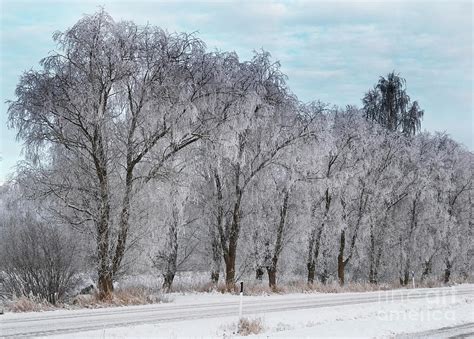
[7,10,220,298]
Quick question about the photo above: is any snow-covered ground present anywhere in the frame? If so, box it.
[2,285,473,338]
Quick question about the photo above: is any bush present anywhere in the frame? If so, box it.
[0,216,79,304]
[237,317,265,336]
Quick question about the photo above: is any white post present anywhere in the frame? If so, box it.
[239,281,243,318]
[412,271,415,289]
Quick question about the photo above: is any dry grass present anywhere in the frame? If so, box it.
[415,279,458,289]
[4,273,465,314]
[205,279,458,296]
[5,287,172,313]
[120,271,472,295]
[72,287,173,308]
[8,296,56,313]
[159,279,409,296]
[282,280,399,294]
[277,279,454,294]
[113,287,173,305]
[182,281,225,293]
[237,317,265,336]
[210,280,400,296]
[166,279,237,294]
[71,294,97,307]
[237,283,285,295]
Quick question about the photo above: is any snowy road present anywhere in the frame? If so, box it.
[1,285,473,338]
[396,322,474,338]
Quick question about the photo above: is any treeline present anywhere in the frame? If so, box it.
[0,11,472,302]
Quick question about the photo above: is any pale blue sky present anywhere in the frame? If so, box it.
[0,0,472,183]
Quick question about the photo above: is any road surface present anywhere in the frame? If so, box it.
[1,285,473,337]
[397,322,474,338]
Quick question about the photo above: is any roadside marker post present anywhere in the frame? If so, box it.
[239,281,243,318]
[235,282,244,334]
[412,271,415,289]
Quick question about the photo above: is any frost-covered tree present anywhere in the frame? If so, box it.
[304,107,362,284]
[200,52,311,289]
[7,10,223,298]
[248,159,299,289]
[363,72,423,136]
[335,116,382,285]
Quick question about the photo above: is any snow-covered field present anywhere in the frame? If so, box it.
[2,285,473,338]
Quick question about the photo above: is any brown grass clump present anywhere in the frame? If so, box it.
[187,281,227,293]
[170,280,243,294]
[112,287,172,305]
[5,287,172,313]
[71,287,172,308]
[239,283,285,295]
[8,296,56,313]
[237,317,265,336]
[71,294,97,308]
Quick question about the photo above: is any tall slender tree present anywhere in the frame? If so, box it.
[363,72,423,136]
[402,101,424,136]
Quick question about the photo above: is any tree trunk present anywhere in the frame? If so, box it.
[163,271,176,292]
[98,272,113,300]
[211,169,223,286]
[93,127,113,300]
[211,271,219,285]
[369,266,377,284]
[369,225,378,284]
[307,228,324,284]
[224,226,238,291]
[307,262,315,284]
[400,194,418,286]
[162,253,177,293]
[400,272,408,286]
[224,189,242,291]
[337,190,365,287]
[319,246,330,285]
[307,188,331,284]
[210,228,221,286]
[373,244,383,284]
[306,227,316,285]
[337,258,345,286]
[162,253,178,291]
[444,260,451,284]
[421,259,432,282]
[337,230,346,285]
[266,190,289,290]
[401,259,410,286]
[320,267,329,285]
[161,204,179,293]
[255,267,264,280]
[96,184,112,299]
[112,168,134,277]
[369,258,379,284]
[224,252,236,290]
[267,267,277,290]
